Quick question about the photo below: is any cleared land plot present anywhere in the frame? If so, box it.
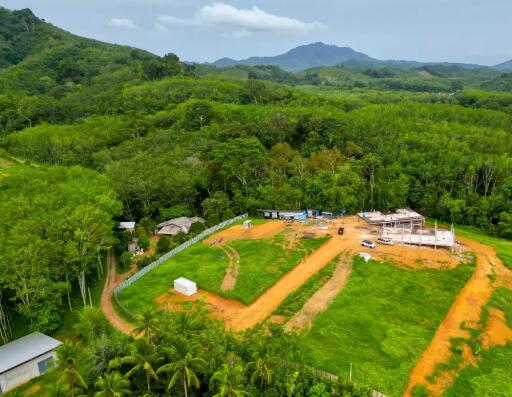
[118,243,229,314]
[222,236,329,304]
[300,257,474,397]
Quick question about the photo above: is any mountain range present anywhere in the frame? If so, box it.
[214,42,512,72]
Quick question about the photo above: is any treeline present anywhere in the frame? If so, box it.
[5,92,512,236]
[39,305,372,397]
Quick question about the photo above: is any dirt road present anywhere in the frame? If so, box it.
[285,251,353,331]
[101,249,135,335]
[403,237,512,396]
[220,245,241,291]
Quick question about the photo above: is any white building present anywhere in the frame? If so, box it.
[174,277,197,296]
[0,333,62,393]
[119,221,136,232]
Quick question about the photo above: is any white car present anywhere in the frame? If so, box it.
[377,237,395,246]
[361,240,376,249]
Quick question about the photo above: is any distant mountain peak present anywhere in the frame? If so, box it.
[213,42,376,71]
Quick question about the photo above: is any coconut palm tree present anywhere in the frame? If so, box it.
[132,307,159,344]
[95,371,131,397]
[56,339,88,394]
[210,353,253,397]
[110,339,158,393]
[157,336,206,397]
[246,355,273,389]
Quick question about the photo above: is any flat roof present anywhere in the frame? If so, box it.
[358,209,424,223]
[174,277,196,288]
[0,332,62,374]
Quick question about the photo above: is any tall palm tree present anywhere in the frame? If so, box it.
[157,336,206,397]
[132,307,159,344]
[246,355,273,389]
[210,353,253,397]
[95,371,131,397]
[110,339,158,393]
[56,339,88,394]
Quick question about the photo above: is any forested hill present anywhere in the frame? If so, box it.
[0,6,512,339]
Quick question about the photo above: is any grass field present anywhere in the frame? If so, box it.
[119,233,330,312]
[444,288,512,397]
[222,236,329,304]
[274,256,337,319]
[300,257,475,397]
[118,243,229,314]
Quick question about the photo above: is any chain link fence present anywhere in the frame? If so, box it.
[113,213,248,309]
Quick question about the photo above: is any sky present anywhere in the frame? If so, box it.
[2,0,511,65]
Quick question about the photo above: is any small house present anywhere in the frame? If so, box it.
[0,333,62,393]
[174,277,197,297]
[156,217,205,236]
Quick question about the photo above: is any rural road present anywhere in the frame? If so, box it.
[101,249,135,335]
[403,237,512,396]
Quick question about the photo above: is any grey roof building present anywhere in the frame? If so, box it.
[0,332,62,393]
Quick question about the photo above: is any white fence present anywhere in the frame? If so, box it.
[114,213,248,298]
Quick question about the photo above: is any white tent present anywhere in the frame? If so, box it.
[243,220,252,229]
[174,277,197,296]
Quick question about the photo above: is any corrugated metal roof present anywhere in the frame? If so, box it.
[0,332,62,374]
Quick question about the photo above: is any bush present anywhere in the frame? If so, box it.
[138,235,150,249]
[137,255,156,269]
[156,235,172,253]
[119,251,133,271]
[74,307,110,343]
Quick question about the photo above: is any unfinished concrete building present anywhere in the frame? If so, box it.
[357,209,425,228]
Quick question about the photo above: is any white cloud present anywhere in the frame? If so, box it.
[196,3,327,33]
[108,17,137,29]
[157,15,196,27]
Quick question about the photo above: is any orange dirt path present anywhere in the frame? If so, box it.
[101,249,135,335]
[220,245,241,291]
[285,251,353,332]
[403,237,512,396]
[156,217,463,333]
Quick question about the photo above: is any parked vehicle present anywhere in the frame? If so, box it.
[377,237,394,245]
[361,240,376,248]
[337,227,345,235]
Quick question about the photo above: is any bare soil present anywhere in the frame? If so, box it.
[101,249,136,335]
[403,237,512,396]
[157,216,461,332]
[285,252,353,332]
[220,245,241,291]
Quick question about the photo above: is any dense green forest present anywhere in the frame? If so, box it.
[0,6,512,396]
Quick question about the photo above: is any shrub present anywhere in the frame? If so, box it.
[138,234,150,249]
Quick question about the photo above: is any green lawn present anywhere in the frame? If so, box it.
[222,236,330,304]
[444,288,512,397]
[300,257,475,397]
[118,243,229,314]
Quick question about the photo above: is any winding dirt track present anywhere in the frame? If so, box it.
[101,250,135,335]
[403,237,512,396]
